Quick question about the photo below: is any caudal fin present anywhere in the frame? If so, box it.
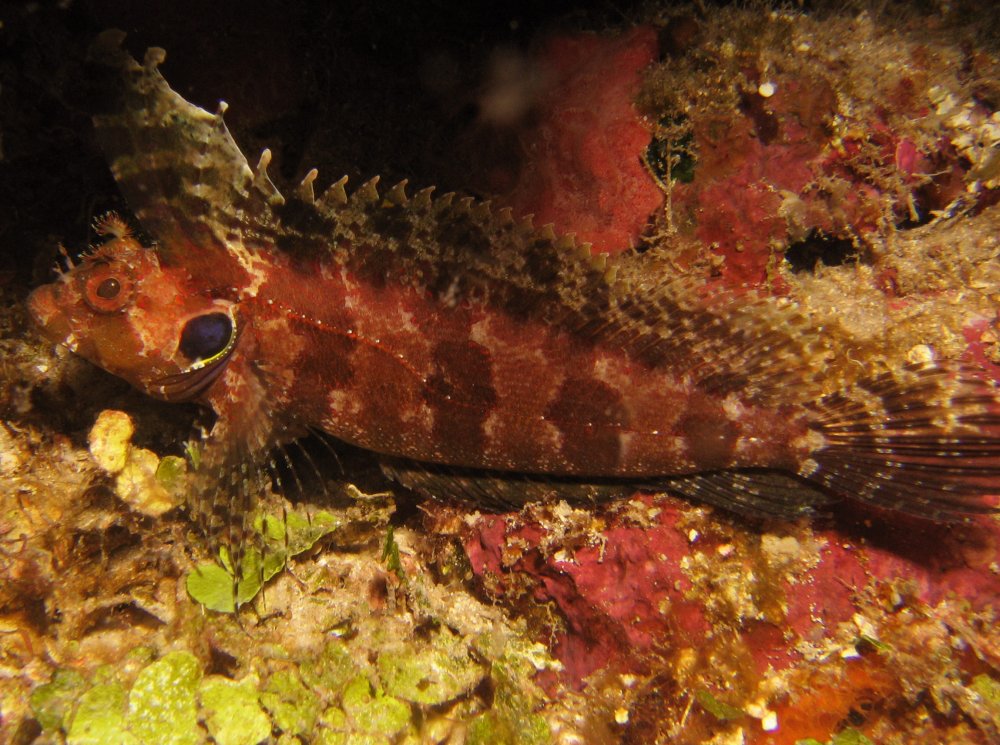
[801,362,1000,519]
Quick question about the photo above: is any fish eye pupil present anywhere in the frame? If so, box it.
[96,277,121,299]
[179,312,233,362]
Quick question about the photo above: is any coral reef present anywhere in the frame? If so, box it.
[2,2,999,744]
[490,26,665,253]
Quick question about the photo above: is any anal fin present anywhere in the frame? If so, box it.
[382,459,830,519]
[658,469,832,519]
[382,460,638,510]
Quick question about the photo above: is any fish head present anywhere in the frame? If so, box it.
[29,214,239,402]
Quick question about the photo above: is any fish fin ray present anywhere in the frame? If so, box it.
[382,459,830,519]
[381,460,635,510]
[803,362,1000,519]
[657,469,832,518]
[90,31,283,263]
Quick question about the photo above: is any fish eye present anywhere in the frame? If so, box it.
[96,277,121,299]
[81,263,134,313]
[179,312,235,365]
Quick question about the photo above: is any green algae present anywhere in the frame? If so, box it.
[278,509,343,555]
[126,651,201,745]
[381,524,404,578]
[971,673,1000,711]
[831,732,875,745]
[200,675,272,745]
[694,689,746,721]
[341,675,410,736]
[645,115,696,184]
[66,683,137,745]
[186,508,344,612]
[797,730,876,745]
[186,559,242,613]
[377,626,483,705]
[260,668,322,737]
[155,454,188,491]
[301,640,361,695]
[30,668,86,732]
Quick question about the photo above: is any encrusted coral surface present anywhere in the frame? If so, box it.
[2,2,999,744]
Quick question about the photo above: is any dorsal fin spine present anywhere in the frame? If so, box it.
[471,200,492,221]
[254,149,285,206]
[355,176,381,205]
[414,186,435,209]
[296,168,319,203]
[319,175,349,208]
[386,179,409,206]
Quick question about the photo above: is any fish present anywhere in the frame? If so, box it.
[27,32,1000,565]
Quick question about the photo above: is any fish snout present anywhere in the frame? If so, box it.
[27,283,73,345]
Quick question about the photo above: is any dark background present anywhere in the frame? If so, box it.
[0,0,658,286]
[3,0,995,288]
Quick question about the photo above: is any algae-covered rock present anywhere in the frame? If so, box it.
[314,730,348,745]
[200,674,272,745]
[301,640,361,696]
[315,728,387,745]
[87,409,184,516]
[377,627,483,706]
[126,651,202,745]
[87,409,133,473]
[465,661,551,745]
[341,675,411,736]
[67,682,138,745]
[971,673,1000,711]
[115,445,183,517]
[30,668,87,732]
[260,668,322,737]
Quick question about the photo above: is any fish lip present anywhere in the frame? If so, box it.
[26,284,57,329]
[26,285,47,320]
[27,283,73,347]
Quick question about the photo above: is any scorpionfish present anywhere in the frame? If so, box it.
[28,34,1000,561]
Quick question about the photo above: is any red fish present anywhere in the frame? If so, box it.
[28,34,1000,559]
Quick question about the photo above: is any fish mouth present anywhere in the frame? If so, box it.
[26,284,72,346]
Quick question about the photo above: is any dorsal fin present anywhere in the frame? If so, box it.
[316,163,856,405]
[602,274,859,405]
[89,30,285,265]
[91,32,857,408]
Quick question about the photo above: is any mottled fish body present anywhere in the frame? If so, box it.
[28,34,1000,556]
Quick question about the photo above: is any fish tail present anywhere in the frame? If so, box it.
[800,361,1000,518]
